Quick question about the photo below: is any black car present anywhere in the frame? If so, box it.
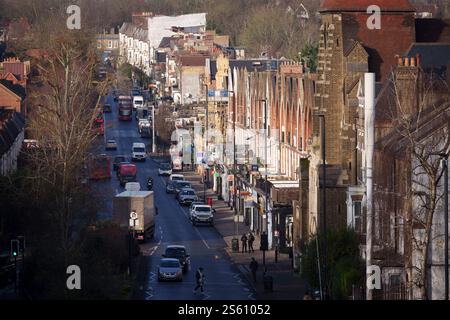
[113,156,127,171]
[103,103,112,113]
[166,180,177,193]
[163,245,190,272]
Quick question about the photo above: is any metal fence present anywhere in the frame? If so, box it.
[351,283,408,300]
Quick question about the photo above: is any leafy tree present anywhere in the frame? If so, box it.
[298,42,318,72]
[301,227,364,299]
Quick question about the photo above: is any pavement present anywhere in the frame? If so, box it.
[181,171,307,300]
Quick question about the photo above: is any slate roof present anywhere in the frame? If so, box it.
[405,43,450,76]
[159,36,173,48]
[0,79,26,99]
[0,109,25,157]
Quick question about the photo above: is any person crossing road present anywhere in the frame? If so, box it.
[193,267,205,294]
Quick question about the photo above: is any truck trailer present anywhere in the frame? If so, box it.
[113,191,157,242]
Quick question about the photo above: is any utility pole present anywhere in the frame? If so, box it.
[234,92,238,238]
[203,83,209,202]
[263,98,269,241]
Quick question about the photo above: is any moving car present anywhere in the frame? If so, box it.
[157,258,183,282]
[169,174,184,182]
[176,188,198,206]
[103,103,112,113]
[165,180,177,194]
[132,142,146,162]
[190,205,215,226]
[163,245,190,273]
[113,155,126,171]
[158,163,172,176]
[105,139,117,150]
[174,181,192,194]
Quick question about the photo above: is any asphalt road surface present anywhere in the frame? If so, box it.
[91,92,256,300]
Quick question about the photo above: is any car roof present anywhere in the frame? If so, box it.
[166,245,186,249]
[195,205,212,209]
[132,142,145,147]
[107,139,116,142]
[180,188,195,192]
[160,258,180,263]
[170,174,184,177]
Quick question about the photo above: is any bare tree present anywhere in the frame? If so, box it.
[382,68,450,299]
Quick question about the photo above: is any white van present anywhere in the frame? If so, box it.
[125,182,141,191]
[132,142,147,162]
[133,96,144,110]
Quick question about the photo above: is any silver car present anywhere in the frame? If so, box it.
[158,258,183,282]
[177,188,198,205]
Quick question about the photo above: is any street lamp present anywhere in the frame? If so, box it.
[318,114,328,299]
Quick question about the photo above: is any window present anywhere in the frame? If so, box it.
[97,42,102,49]
[108,41,113,49]
[354,201,362,233]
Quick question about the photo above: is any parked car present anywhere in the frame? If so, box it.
[166,180,177,194]
[176,188,198,205]
[113,155,126,171]
[163,245,190,273]
[189,202,205,216]
[157,258,183,281]
[174,181,192,194]
[105,139,117,150]
[169,174,184,182]
[190,205,215,226]
[103,103,112,113]
[158,162,172,176]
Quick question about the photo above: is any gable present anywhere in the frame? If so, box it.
[0,83,21,101]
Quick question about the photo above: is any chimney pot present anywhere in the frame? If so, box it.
[397,56,403,65]
[404,57,409,66]
[410,57,416,67]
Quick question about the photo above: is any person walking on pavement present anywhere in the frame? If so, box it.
[248,232,255,253]
[249,257,258,283]
[241,233,248,253]
[193,267,205,294]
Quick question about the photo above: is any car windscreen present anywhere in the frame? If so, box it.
[177,182,191,188]
[165,248,186,258]
[182,190,195,195]
[196,206,211,212]
[133,147,146,153]
[135,100,143,104]
[172,176,184,181]
[161,260,180,268]
[160,163,171,170]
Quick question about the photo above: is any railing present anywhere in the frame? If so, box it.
[351,283,408,300]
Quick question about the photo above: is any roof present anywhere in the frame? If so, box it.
[179,55,207,67]
[320,0,415,12]
[148,13,206,48]
[229,59,282,72]
[0,109,25,157]
[405,43,450,76]
[0,79,26,99]
[159,36,173,48]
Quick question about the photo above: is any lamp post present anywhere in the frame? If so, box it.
[203,83,209,202]
[129,211,138,277]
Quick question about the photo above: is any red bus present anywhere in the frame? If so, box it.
[118,95,133,121]
[94,112,104,135]
[88,154,111,180]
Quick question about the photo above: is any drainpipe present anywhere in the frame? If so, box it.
[365,72,376,301]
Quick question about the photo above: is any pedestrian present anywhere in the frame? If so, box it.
[303,291,313,300]
[241,233,248,253]
[249,257,258,283]
[193,267,205,294]
[248,232,255,253]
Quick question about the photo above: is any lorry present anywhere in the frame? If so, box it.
[113,191,157,241]
[118,163,137,186]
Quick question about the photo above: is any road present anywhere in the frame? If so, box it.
[91,92,256,300]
